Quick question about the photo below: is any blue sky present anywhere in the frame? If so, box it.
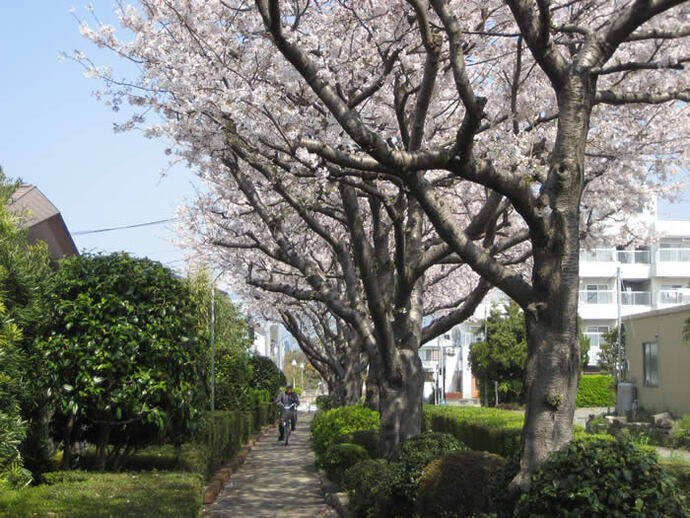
[1,1,688,275]
[0,1,198,270]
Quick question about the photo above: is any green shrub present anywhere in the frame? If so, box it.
[248,355,286,400]
[416,450,507,517]
[315,395,336,411]
[344,459,397,518]
[577,374,615,407]
[337,429,380,459]
[322,443,370,485]
[423,405,523,457]
[311,405,379,459]
[515,436,688,517]
[389,432,465,517]
[671,414,690,449]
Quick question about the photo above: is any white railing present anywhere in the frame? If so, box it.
[579,249,651,264]
[658,290,690,305]
[579,290,615,304]
[621,291,651,306]
[658,248,690,262]
[579,290,652,306]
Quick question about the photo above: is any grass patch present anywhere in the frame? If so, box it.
[0,471,203,517]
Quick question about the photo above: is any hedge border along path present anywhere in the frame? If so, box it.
[203,412,338,518]
[201,423,274,507]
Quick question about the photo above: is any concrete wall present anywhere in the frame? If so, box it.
[624,304,690,416]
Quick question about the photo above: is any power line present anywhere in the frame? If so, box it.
[72,217,177,236]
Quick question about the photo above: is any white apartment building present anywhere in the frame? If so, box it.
[580,218,690,364]
[419,211,690,399]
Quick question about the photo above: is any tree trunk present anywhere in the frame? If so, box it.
[378,349,425,458]
[61,417,75,470]
[96,423,111,471]
[364,366,380,412]
[331,365,363,406]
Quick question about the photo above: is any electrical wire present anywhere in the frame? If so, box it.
[72,217,177,236]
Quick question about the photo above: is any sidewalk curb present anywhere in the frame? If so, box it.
[201,422,275,512]
[318,467,352,518]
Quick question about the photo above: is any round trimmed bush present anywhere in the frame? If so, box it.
[311,405,379,459]
[337,429,380,458]
[322,443,370,485]
[389,432,466,517]
[416,450,507,517]
[344,459,397,518]
[516,436,688,517]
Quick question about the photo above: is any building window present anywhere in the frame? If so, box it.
[585,325,609,348]
[643,342,658,387]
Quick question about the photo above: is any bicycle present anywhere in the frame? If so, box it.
[279,402,297,446]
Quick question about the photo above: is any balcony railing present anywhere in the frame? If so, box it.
[658,248,690,262]
[579,290,652,306]
[579,248,651,264]
[658,290,690,305]
[621,291,651,305]
[579,290,614,304]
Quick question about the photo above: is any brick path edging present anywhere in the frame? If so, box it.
[201,423,275,506]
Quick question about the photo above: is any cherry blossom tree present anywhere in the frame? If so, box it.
[178,157,495,456]
[280,304,368,407]
[74,0,689,486]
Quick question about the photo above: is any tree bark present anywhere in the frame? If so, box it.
[96,423,111,472]
[61,417,75,470]
[512,70,593,489]
[377,349,425,458]
[331,364,364,406]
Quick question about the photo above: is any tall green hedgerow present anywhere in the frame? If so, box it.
[311,405,379,459]
[577,374,615,407]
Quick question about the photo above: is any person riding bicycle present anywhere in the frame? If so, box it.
[276,385,299,441]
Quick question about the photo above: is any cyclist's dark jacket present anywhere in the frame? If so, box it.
[275,391,300,408]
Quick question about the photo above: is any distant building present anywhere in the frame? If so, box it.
[579,217,690,365]
[9,184,78,263]
[419,206,690,402]
[623,304,690,416]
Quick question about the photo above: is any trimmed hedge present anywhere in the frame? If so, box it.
[192,404,275,477]
[336,429,380,459]
[423,405,523,457]
[577,374,615,407]
[416,450,507,517]
[311,405,379,461]
[344,459,397,518]
[322,443,370,485]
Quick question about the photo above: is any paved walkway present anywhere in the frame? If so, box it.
[205,412,338,518]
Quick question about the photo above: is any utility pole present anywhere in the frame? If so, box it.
[616,266,622,384]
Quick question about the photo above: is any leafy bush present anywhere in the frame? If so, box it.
[416,450,507,517]
[344,459,397,518]
[577,374,615,407]
[423,405,523,457]
[248,355,286,400]
[311,405,379,459]
[671,414,690,449]
[389,432,465,517]
[322,443,370,485]
[315,395,336,411]
[515,436,688,517]
[337,429,380,459]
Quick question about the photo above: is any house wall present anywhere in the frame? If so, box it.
[624,304,690,416]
